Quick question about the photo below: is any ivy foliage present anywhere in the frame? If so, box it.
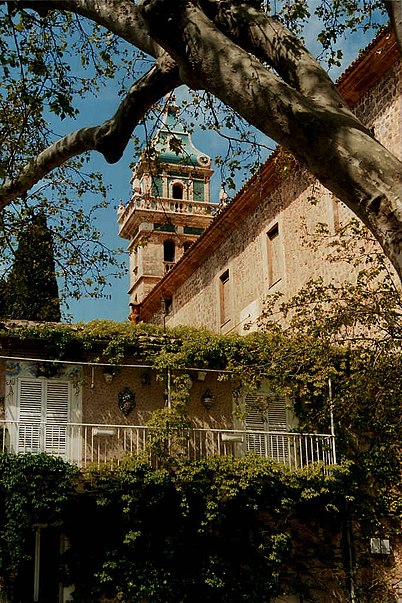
[0,227,401,600]
[1,306,401,520]
[0,453,356,603]
[0,453,396,602]
[0,454,79,600]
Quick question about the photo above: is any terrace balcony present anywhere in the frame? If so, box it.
[118,195,216,238]
[0,420,336,470]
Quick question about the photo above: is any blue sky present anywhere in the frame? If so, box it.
[63,23,385,324]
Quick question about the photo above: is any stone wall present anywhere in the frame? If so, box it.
[81,364,233,429]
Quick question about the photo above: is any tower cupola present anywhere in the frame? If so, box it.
[118,99,215,307]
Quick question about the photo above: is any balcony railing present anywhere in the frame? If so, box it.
[0,421,336,470]
[163,261,175,274]
[120,195,216,219]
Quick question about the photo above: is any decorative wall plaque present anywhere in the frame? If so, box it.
[118,387,136,416]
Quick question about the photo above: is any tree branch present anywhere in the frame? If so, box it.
[201,0,350,110]
[6,0,162,58]
[0,59,180,208]
[141,0,359,147]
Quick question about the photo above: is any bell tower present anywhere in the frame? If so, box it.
[118,101,215,307]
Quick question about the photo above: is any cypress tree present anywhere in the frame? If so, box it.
[4,213,61,321]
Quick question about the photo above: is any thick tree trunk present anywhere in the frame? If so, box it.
[384,0,402,54]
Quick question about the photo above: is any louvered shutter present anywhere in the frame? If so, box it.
[267,395,288,462]
[267,396,287,430]
[244,393,289,460]
[17,378,70,456]
[18,379,43,453]
[45,381,69,455]
[245,394,267,456]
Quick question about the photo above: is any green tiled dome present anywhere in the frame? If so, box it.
[154,104,211,168]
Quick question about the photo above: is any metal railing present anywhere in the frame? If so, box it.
[0,421,336,470]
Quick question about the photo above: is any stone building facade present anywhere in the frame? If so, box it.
[133,29,401,333]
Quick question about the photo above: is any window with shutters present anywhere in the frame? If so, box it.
[5,361,82,462]
[244,392,291,462]
[17,378,70,456]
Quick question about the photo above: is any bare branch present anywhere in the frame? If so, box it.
[0,59,180,208]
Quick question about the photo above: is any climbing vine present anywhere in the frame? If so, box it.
[0,454,397,602]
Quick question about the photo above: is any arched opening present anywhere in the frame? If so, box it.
[172,183,184,200]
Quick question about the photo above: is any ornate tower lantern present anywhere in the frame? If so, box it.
[118,99,215,306]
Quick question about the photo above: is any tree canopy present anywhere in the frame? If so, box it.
[0,0,401,295]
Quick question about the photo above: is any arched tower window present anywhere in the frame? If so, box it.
[163,240,175,263]
[172,183,184,200]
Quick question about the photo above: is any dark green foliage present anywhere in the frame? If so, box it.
[0,454,78,599]
[3,212,61,321]
[0,454,352,603]
[0,453,396,601]
[0,248,400,601]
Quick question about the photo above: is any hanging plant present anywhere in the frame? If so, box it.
[118,387,136,416]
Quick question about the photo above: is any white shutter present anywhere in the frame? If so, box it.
[267,396,287,431]
[18,379,43,453]
[245,394,267,456]
[267,395,288,462]
[45,381,70,455]
[244,393,289,461]
[16,378,70,456]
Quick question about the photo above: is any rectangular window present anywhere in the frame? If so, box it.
[219,269,230,326]
[5,362,82,463]
[332,197,340,232]
[267,224,282,287]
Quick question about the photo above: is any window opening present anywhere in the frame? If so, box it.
[219,269,230,325]
[267,224,282,286]
[245,393,288,461]
[163,240,175,263]
[17,378,70,455]
[172,183,184,200]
